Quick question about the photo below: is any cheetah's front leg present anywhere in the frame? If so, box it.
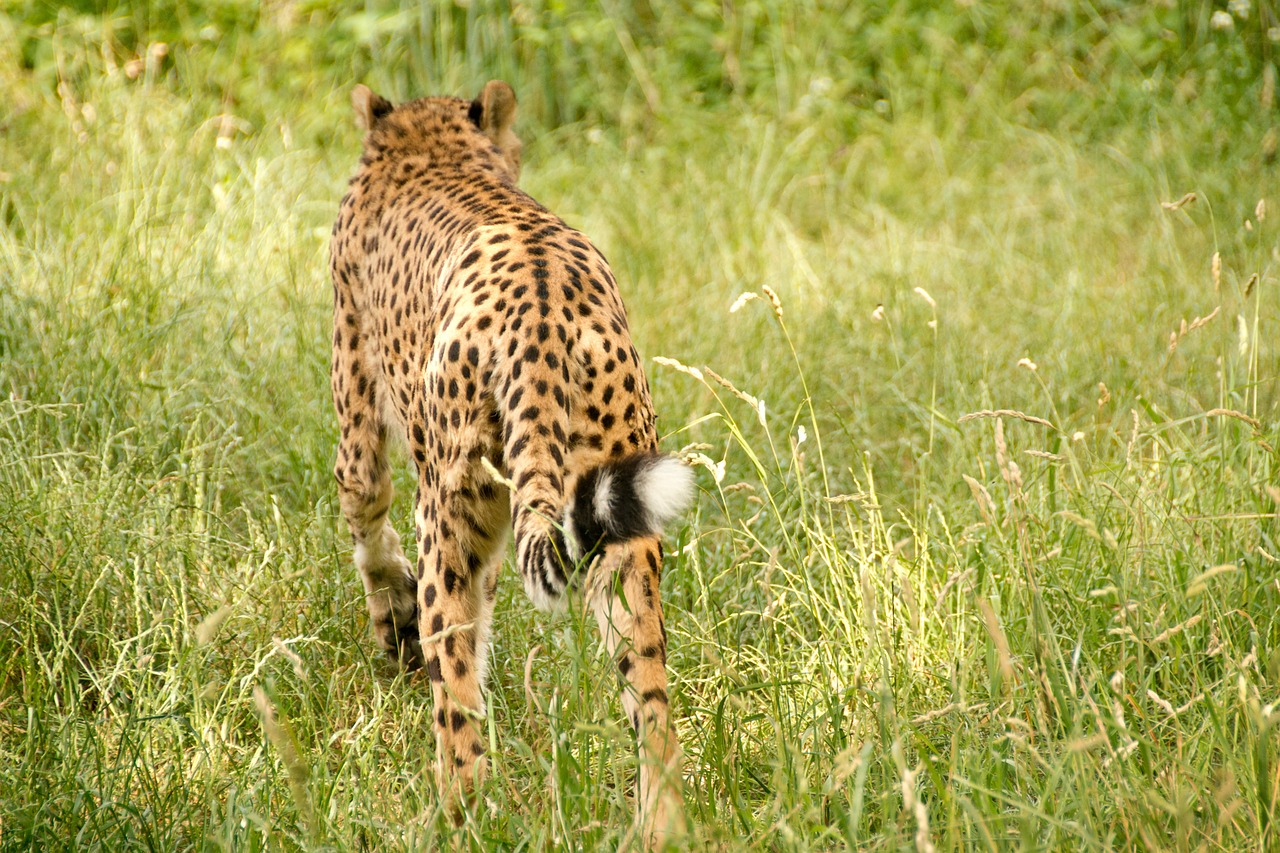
[332,374,422,670]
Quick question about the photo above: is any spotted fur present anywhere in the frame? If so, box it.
[329,80,688,846]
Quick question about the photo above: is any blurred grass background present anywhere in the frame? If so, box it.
[1,1,1278,849]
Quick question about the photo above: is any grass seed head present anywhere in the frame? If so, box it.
[272,637,308,683]
[683,451,725,484]
[652,355,705,382]
[194,605,233,646]
[760,285,784,320]
[958,409,1055,429]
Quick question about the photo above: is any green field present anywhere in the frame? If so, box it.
[2,2,1279,849]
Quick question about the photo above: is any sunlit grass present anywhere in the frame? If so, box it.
[2,2,1278,850]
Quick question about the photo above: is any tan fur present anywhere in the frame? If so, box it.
[329,81,685,846]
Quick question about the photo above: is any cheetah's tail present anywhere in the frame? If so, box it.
[561,453,694,562]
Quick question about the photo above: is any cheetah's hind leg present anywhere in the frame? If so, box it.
[586,537,688,849]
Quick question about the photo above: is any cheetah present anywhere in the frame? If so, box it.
[329,80,691,846]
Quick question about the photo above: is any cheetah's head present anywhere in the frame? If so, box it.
[350,81,523,183]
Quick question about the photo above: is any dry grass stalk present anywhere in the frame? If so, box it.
[859,568,878,638]
[830,742,867,786]
[704,367,767,427]
[524,644,543,716]
[958,409,1054,428]
[1059,510,1100,539]
[760,285,784,320]
[1152,613,1203,643]
[901,766,937,853]
[962,475,994,524]
[480,455,517,491]
[253,686,314,832]
[1205,408,1261,431]
[933,568,975,616]
[1161,192,1196,210]
[1125,409,1141,465]
[1146,689,1177,716]
[977,597,1015,688]
[272,637,308,682]
[1212,252,1221,291]
[900,575,921,636]
[683,451,725,484]
[421,619,477,648]
[911,702,983,725]
[194,605,232,646]
[1067,732,1110,753]
[1187,564,1237,597]
[994,419,1023,491]
[652,355,705,382]
[1168,306,1220,353]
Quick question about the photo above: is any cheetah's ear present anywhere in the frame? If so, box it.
[352,85,393,130]
[469,80,517,139]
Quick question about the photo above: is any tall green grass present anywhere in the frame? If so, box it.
[2,1,1278,849]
